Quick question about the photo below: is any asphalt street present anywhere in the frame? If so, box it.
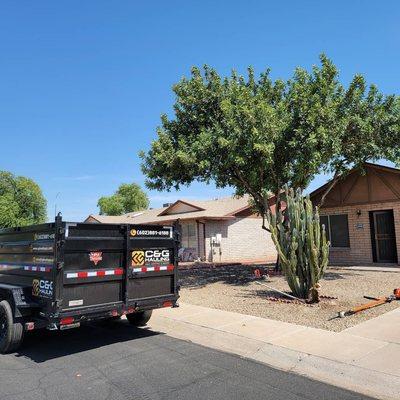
[0,319,375,400]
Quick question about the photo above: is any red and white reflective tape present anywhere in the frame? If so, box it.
[132,265,174,273]
[0,264,52,272]
[0,264,15,270]
[66,268,124,279]
[24,266,52,273]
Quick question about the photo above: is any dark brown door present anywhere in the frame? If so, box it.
[372,210,397,263]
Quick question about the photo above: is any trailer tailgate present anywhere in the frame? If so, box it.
[129,226,177,301]
[61,223,178,313]
[62,223,125,310]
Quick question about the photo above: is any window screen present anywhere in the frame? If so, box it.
[181,223,197,248]
[320,214,350,248]
[330,215,350,247]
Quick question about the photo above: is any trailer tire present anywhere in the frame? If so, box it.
[126,310,152,327]
[0,300,24,354]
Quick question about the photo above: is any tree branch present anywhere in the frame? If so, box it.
[230,167,272,232]
[318,170,340,207]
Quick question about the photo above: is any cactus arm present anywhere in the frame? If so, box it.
[266,185,330,302]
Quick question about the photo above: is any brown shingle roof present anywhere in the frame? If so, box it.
[86,195,253,224]
[85,212,144,224]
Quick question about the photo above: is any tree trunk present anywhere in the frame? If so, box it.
[307,287,320,303]
[274,254,280,273]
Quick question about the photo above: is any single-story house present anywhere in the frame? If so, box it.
[311,162,400,266]
[86,196,277,263]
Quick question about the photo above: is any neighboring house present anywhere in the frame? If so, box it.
[311,163,400,266]
[86,196,277,263]
[85,212,144,224]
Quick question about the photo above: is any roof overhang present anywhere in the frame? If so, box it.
[309,162,400,200]
[157,200,205,216]
[136,215,235,225]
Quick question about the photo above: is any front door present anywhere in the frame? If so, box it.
[371,210,398,263]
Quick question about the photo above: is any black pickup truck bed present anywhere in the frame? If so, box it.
[0,215,179,353]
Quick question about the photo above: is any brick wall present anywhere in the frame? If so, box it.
[204,218,277,263]
[320,201,400,265]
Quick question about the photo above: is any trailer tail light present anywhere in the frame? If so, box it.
[60,317,75,325]
[163,301,173,308]
[25,322,35,331]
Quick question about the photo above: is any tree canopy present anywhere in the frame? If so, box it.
[141,55,400,219]
[0,171,47,228]
[97,183,149,216]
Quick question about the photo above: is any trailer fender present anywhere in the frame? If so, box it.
[0,285,34,318]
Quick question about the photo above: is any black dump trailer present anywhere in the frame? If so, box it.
[0,215,179,353]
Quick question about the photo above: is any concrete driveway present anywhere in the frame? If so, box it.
[0,320,372,400]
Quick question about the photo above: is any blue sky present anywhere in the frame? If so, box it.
[0,1,399,221]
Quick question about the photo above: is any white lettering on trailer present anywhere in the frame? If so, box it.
[68,299,84,307]
[130,227,173,238]
[34,233,55,240]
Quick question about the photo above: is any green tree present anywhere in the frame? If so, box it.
[140,56,400,297]
[0,171,47,228]
[141,55,400,223]
[98,183,149,216]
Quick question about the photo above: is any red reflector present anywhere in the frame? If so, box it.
[60,317,74,325]
[97,270,106,277]
[78,272,88,278]
[25,322,35,331]
[167,265,174,271]
[115,269,124,275]
[163,301,173,308]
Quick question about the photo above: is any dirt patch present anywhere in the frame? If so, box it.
[178,265,400,332]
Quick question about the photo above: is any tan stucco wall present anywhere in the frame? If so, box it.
[320,201,400,265]
[204,218,277,263]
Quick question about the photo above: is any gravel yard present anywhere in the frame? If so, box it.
[179,265,400,332]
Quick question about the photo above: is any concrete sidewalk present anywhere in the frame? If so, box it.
[149,303,400,400]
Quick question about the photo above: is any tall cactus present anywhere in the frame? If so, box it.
[266,186,330,303]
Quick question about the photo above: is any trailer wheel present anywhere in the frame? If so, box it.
[0,300,24,354]
[126,310,152,327]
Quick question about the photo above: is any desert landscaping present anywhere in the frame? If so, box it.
[179,265,400,332]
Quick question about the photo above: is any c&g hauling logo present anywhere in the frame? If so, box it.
[32,279,53,298]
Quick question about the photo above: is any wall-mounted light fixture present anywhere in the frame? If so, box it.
[356,209,362,217]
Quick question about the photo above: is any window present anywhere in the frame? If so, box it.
[181,223,197,248]
[320,214,350,248]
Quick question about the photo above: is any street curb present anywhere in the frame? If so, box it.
[150,309,400,400]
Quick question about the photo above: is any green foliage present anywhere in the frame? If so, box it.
[140,55,400,217]
[267,187,329,302]
[97,195,125,216]
[98,183,149,216]
[140,55,399,291]
[0,171,47,228]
